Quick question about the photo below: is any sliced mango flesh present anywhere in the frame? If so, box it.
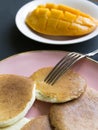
[25,3,98,36]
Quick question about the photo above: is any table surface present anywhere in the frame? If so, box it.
[0,0,98,61]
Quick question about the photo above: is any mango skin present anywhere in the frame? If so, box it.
[25,3,98,36]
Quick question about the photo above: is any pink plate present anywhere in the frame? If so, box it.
[0,50,98,119]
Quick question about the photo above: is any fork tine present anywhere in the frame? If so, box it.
[45,52,84,85]
[44,52,73,82]
[50,54,84,85]
[45,52,77,83]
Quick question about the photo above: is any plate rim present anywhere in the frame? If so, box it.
[15,0,98,45]
[1,50,98,65]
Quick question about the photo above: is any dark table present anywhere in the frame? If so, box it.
[0,0,98,61]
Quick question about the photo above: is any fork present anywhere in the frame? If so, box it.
[44,49,98,85]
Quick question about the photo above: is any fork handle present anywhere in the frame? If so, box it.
[85,49,98,57]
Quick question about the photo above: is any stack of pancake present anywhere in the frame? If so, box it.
[0,67,98,130]
[22,67,98,130]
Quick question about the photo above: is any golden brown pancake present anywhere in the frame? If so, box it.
[49,87,98,130]
[30,67,87,103]
[21,115,52,130]
[0,74,35,127]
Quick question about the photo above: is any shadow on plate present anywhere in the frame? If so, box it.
[29,27,83,41]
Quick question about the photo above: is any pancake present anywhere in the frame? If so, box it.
[0,74,35,127]
[49,87,98,130]
[30,67,86,103]
[0,118,30,130]
[21,115,52,130]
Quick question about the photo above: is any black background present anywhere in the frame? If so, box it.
[0,0,98,60]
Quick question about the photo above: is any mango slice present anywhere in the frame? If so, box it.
[25,3,98,36]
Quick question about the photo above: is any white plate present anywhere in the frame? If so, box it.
[15,0,98,45]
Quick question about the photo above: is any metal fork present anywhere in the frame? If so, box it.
[44,49,98,85]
